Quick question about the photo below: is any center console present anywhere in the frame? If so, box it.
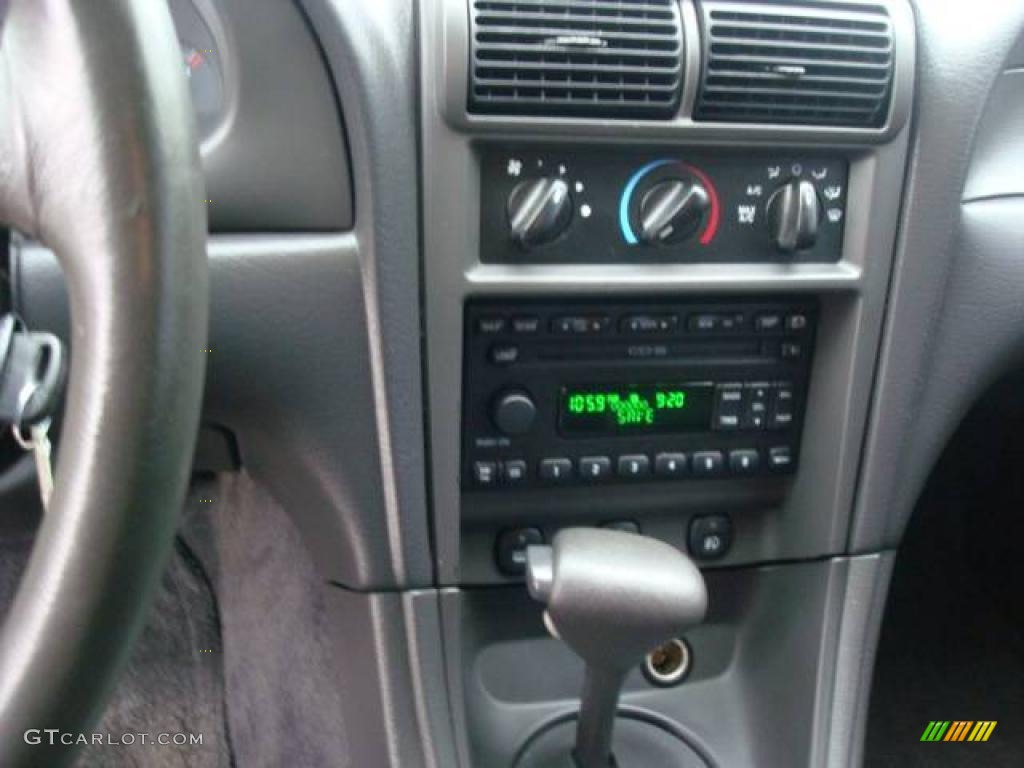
[418,0,916,764]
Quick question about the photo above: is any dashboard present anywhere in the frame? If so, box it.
[8,0,1024,767]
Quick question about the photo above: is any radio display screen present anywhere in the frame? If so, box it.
[558,384,715,436]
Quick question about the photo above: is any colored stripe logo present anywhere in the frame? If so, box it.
[921,721,997,742]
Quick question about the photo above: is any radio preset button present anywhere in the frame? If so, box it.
[503,459,528,485]
[617,455,651,478]
[692,451,725,477]
[473,461,499,487]
[729,449,760,475]
[655,453,688,477]
[580,456,613,481]
[781,342,803,359]
[539,457,574,482]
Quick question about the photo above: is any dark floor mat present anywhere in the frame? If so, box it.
[0,533,232,767]
[864,386,1024,767]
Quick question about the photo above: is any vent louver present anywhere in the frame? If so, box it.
[695,1,895,127]
[469,0,684,119]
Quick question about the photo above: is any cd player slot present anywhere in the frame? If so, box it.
[535,341,762,364]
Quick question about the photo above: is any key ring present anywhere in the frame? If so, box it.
[11,377,48,450]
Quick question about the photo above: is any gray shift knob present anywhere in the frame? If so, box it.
[526,528,707,768]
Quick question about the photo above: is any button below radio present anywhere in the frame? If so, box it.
[692,451,725,477]
[688,515,732,561]
[579,456,612,481]
[729,449,760,475]
[655,452,688,477]
[539,457,574,483]
[552,315,610,335]
[621,314,678,334]
[617,454,651,478]
[496,527,544,576]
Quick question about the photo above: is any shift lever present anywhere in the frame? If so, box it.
[526,529,707,768]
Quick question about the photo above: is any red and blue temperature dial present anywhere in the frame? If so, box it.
[619,159,721,247]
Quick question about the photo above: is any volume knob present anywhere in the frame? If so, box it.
[492,391,537,437]
[507,177,573,249]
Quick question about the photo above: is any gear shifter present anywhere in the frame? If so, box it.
[526,529,707,768]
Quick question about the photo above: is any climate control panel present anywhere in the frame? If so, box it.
[462,298,817,492]
[480,148,848,264]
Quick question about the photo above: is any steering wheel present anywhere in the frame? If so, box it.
[0,1,207,765]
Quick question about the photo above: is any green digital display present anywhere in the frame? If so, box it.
[559,385,714,436]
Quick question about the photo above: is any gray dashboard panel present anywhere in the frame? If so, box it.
[187,0,353,231]
[851,2,1024,552]
[13,235,430,590]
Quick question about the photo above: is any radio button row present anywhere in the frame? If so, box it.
[580,456,613,481]
[692,451,725,477]
[539,457,574,482]
[621,314,678,334]
[552,315,610,335]
[617,455,651,478]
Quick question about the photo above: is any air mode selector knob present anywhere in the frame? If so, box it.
[507,177,573,250]
[637,179,710,245]
[766,179,820,253]
[492,391,537,437]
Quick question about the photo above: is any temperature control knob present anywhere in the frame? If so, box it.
[766,179,820,253]
[507,177,572,249]
[492,391,537,437]
[637,179,710,245]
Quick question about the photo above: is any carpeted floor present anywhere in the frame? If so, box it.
[864,384,1024,767]
[0,471,352,768]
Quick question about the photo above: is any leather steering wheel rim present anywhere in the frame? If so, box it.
[0,1,207,765]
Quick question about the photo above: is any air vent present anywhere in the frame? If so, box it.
[695,1,895,127]
[469,0,684,119]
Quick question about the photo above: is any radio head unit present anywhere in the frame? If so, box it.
[462,298,817,492]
